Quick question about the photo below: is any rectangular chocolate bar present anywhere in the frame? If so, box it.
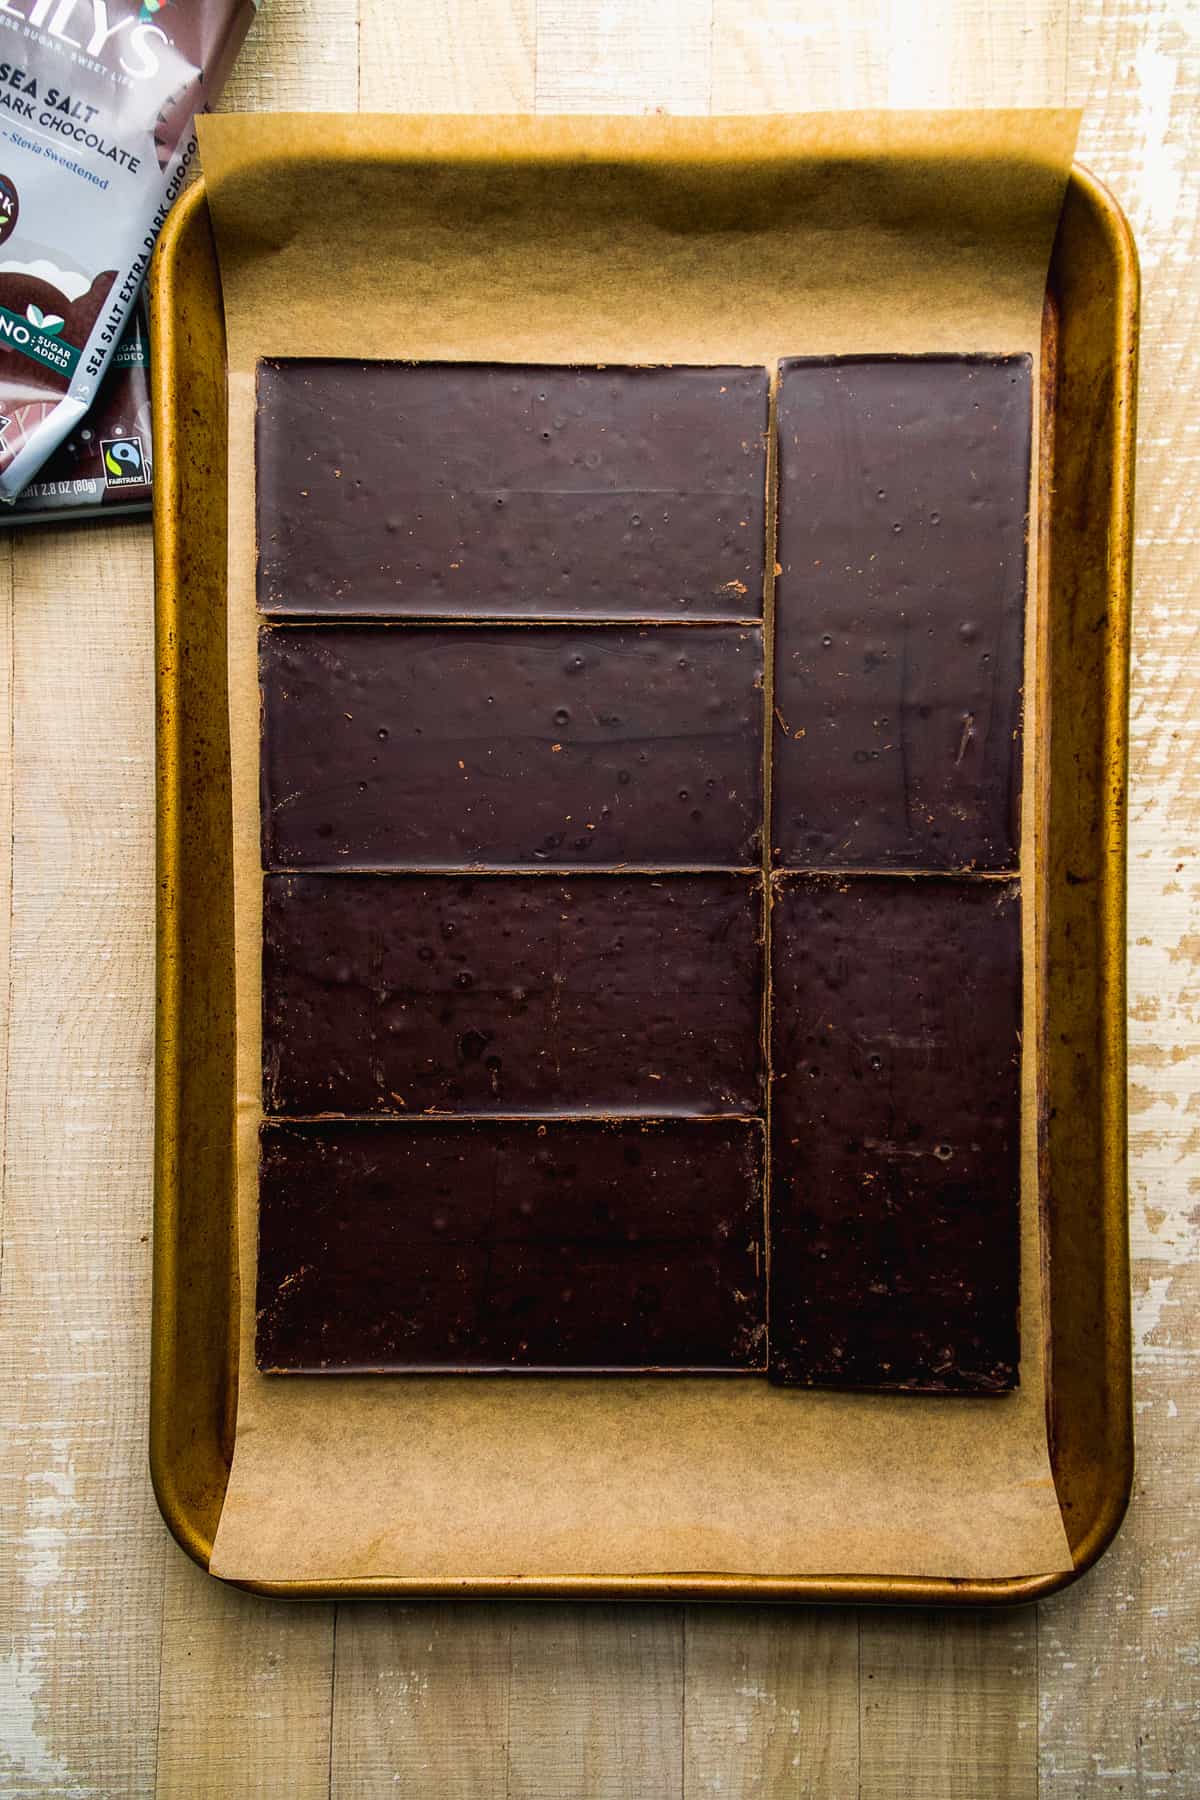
[772,355,1030,871]
[263,873,764,1118]
[260,623,763,870]
[255,1118,765,1372]
[769,874,1021,1393]
[256,361,769,619]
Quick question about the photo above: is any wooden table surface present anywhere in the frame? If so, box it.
[2,1,1196,1794]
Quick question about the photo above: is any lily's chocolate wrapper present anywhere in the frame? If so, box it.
[1,297,150,520]
[0,0,257,503]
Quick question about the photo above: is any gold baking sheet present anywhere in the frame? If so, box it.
[150,113,1137,1600]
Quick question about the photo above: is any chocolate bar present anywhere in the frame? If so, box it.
[769,874,1022,1392]
[252,353,1032,1389]
[772,355,1030,871]
[262,873,764,1118]
[256,361,769,618]
[260,623,763,870]
[256,1118,766,1372]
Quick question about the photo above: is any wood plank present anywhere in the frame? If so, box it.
[707,11,1064,1800]
[219,0,360,112]
[536,0,713,113]
[683,1609,859,1797]
[0,538,11,1250]
[156,1556,334,1800]
[1038,6,1200,1794]
[359,0,536,111]
[324,15,528,1800]
[849,0,1064,1774]
[517,23,697,1796]
[507,1605,685,1799]
[151,10,360,1798]
[710,0,1067,111]
[711,0,890,110]
[860,1610,1039,1800]
[340,14,697,1795]
[331,1605,510,1798]
[694,13,878,1795]
[308,13,531,1796]
[0,524,165,1797]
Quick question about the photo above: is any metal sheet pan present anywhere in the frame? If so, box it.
[148,158,1137,1603]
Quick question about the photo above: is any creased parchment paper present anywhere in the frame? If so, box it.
[200,110,1079,1585]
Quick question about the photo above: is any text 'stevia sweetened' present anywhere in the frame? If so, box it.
[0,0,257,501]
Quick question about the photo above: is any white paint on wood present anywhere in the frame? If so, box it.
[1039,2,1200,1795]
[683,1609,859,1796]
[537,0,714,112]
[331,1605,510,1798]
[710,0,1066,111]
[218,0,359,112]
[0,528,164,1796]
[359,0,536,110]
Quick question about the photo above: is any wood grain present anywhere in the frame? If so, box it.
[1038,5,1200,1793]
[360,0,536,111]
[156,1556,335,1800]
[331,1606,510,1798]
[149,11,359,1797]
[220,0,359,112]
[0,539,11,1254]
[709,0,1067,111]
[0,526,164,1796]
[537,0,713,112]
[683,1609,860,1797]
[507,1606,684,1798]
[860,1610,1039,1799]
[1,3,1197,1797]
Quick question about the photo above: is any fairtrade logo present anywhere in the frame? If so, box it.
[101,436,147,488]
[139,0,169,17]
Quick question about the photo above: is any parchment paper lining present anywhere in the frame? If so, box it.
[199,110,1079,1584]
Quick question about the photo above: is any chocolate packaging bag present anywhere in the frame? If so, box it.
[1,297,151,521]
[0,0,256,503]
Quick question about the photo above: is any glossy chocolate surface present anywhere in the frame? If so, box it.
[769,874,1022,1393]
[253,354,1033,1387]
[256,1118,766,1372]
[772,355,1029,871]
[260,623,763,870]
[256,361,769,619]
[262,873,764,1118]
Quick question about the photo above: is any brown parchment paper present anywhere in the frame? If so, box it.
[201,110,1079,1584]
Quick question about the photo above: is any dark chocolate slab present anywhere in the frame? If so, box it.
[260,624,763,870]
[263,873,763,1117]
[255,1118,765,1372]
[256,361,769,619]
[772,355,1030,871]
[769,874,1021,1393]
